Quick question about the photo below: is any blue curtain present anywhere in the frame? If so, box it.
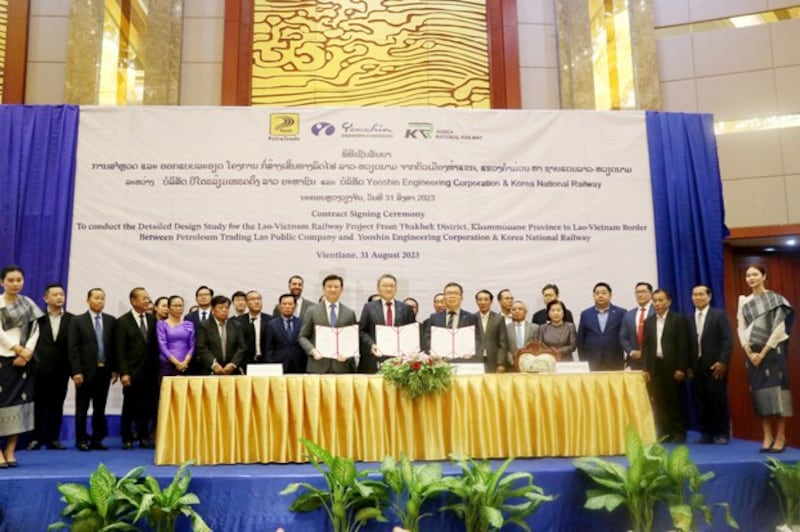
[646,112,728,313]
[0,105,79,300]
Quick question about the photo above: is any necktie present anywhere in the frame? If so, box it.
[386,301,393,326]
[447,311,456,329]
[139,313,147,339]
[329,304,337,327]
[220,323,227,360]
[517,323,524,348]
[285,319,293,335]
[94,315,105,362]
[696,311,704,357]
[636,307,646,347]
[201,310,207,321]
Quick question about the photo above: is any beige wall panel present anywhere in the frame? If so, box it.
[656,35,694,82]
[693,26,773,78]
[786,174,800,224]
[27,15,70,63]
[518,24,557,68]
[30,0,70,17]
[771,19,800,68]
[696,70,777,120]
[769,0,800,9]
[24,62,66,104]
[179,63,222,105]
[181,17,224,63]
[652,0,690,28]
[717,129,784,180]
[689,0,768,22]
[517,0,555,24]
[183,0,225,18]
[780,128,800,175]
[519,67,560,109]
[659,80,698,112]
[723,176,789,227]
[775,66,800,114]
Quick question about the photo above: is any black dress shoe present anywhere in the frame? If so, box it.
[713,436,729,445]
[77,442,90,452]
[26,440,42,451]
[694,436,714,445]
[47,441,67,450]
[139,439,155,449]
[7,460,18,468]
[770,440,787,453]
[89,441,109,451]
[122,441,134,450]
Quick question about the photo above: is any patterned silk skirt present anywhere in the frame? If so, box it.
[0,357,35,437]
[747,343,793,417]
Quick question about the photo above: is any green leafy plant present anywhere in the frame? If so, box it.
[130,461,211,532]
[280,438,388,532]
[48,463,145,531]
[766,456,800,526]
[380,353,454,399]
[441,455,555,532]
[573,427,671,532]
[379,454,450,532]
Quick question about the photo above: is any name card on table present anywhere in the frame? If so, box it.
[430,325,476,359]
[246,363,284,376]
[452,362,485,375]
[376,323,420,356]
[315,324,359,359]
[555,361,591,373]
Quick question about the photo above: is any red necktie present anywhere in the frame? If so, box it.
[637,307,646,347]
[386,301,393,326]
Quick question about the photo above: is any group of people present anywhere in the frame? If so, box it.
[0,263,793,464]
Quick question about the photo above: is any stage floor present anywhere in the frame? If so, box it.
[1,434,791,531]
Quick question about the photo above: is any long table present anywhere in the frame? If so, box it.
[154,372,655,465]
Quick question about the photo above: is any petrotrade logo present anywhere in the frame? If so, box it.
[311,122,336,136]
[269,113,300,136]
[405,122,433,139]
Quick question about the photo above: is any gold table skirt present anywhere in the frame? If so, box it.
[154,373,655,465]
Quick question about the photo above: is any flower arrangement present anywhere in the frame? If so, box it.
[380,353,455,400]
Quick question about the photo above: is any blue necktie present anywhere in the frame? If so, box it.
[329,304,337,327]
[94,315,105,362]
[285,319,293,335]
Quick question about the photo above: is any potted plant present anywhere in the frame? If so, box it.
[130,461,211,532]
[441,455,555,531]
[281,438,387,532]
[766,457,800,530]
[380,353,454,399]
[379,454,451,532]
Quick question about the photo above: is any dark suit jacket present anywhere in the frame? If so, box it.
[115,311,159,380]
[688,306,733,371]
[237,312,272,363]
[68,311,116,382]
[358,299,416,373]
[422,309,480,360]
[643,311,691,376]
[265,315,305,372]
[576,305,626,370]
[475,311,509,371]
[299,301,358,374]
[185,308,212,328]
[195,318,247,372]
[273,298,314,320]
[620,304,655,369]
[34,311,73,376]
[531,306,574,325]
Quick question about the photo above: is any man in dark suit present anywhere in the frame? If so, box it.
[474,289,509,373]
[505,300,539,369]
[196,295,248,375]
[29,284,73,451]
[619,282,655,370]
[643,289,691,443]
[237,290,271,367]
[273,275,314,319]
[423,282,480,360]
[115,287,159,450]
[576,282,626,371]
[265,293,305,373]
[531,284,574,325]
[689,285,733,444]
[358,274,416,373]
[67,288,115,451]
[299,274,358,374]
[184,285,214,326]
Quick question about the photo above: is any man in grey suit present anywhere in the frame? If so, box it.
[505,301,539,369]
[273,275,314,318]
[474,289,509,373]
[196,295,247,375]
[358,274,416,373]
[299,274,357,374]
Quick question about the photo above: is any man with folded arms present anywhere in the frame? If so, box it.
[300,274,357,374]
[196,295,247,375]
[358,274,416,373]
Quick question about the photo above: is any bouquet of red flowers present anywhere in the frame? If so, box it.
[380,353,455,400]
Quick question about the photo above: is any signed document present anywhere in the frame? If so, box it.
[315,324,359,359]
[375,323,420,357]
[430,325,476,358]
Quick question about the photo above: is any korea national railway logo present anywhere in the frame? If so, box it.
[269,114,300,137]
[405,122,433,139]
[311,122,336,136]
